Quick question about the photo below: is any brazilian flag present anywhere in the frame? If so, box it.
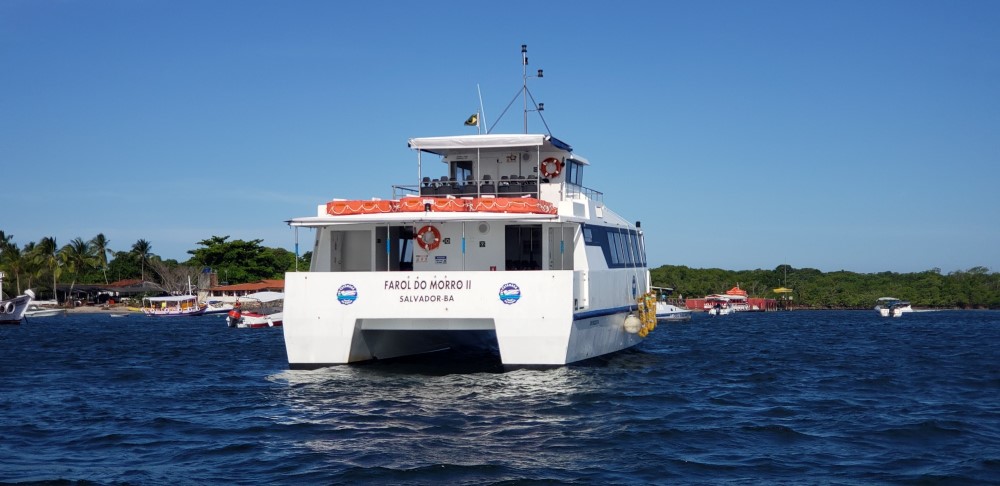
[464,113,478,126]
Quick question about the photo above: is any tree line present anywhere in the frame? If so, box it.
[651,264,1000,309]
[0,231,310,302]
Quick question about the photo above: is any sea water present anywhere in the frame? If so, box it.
[1,310,997,484]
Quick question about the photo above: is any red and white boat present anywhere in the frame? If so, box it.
[226,291,284,328]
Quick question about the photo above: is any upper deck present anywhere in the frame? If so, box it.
[406,133,592,202]
[289,133,616,227]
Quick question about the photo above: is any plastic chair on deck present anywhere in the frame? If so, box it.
[522,176,538,198]
[480,174,495,196]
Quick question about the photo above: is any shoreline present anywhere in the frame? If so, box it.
[64,306,139,314]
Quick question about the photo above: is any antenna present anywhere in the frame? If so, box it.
[489,45,550,135]
[521,44,545,134]
[477,84,487,135]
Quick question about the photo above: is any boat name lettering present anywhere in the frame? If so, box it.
[384,279,472,291]
[399,294,456,303]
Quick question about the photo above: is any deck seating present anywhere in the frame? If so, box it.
[480,174,495,195]
[462,177,478,196]
[508,175,524,197]
[522,176,538,197]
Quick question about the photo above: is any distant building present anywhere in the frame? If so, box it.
[206,279,284,298]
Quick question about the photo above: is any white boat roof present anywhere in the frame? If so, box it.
[144,295,197,302]
[409,134,567,151]
[408,134,590,165]
[242,291,284,303]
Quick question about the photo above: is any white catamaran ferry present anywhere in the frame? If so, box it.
[282,46,657,368]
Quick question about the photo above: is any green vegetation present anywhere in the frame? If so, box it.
[3,228,996,309]
[651,264,1000,309]
[0,230,310,301]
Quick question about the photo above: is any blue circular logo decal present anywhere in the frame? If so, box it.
[337,284,358,305]
[499,283,521,305]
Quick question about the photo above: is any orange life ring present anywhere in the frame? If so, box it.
[415,225,441,251]
[541,157,563,178]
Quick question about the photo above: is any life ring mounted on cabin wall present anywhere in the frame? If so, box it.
[541,157,564,178]
[415,225,441,251]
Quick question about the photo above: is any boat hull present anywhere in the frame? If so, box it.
[142,309,207,317]
[0,293,33,324]
[282,270,644,368]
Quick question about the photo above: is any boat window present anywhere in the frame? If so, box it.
[608,233,620,265]
[453,161,473,183]
[566,161,583,186]
[581,224,647,269]
[615,232,626,265]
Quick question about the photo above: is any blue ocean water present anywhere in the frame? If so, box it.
[1,310,998,484]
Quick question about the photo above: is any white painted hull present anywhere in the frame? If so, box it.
[878,307,907,318]
[23,306,66,318]
[708,306,734,316]
[282,270,644,368]
[655,303,692,322]
[0,292,33,324]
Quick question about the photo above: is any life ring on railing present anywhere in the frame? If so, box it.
[3,302,13,313]
[541,157,563,178]
[415,225,441,251]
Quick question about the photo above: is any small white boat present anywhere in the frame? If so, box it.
[23,304,66,318]
[227,291,284,328]
[652,287,692,322]
[875,297,912,318]
[704,295,737,316]
[0,288,34,325]
[203,298,236,315]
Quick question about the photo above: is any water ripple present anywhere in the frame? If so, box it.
[0,311,998,483]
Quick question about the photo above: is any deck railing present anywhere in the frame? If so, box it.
[391,180,603,204]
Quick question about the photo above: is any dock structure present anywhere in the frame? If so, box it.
[684,286,778,312]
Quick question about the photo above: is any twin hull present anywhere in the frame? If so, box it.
[282,270,644,367]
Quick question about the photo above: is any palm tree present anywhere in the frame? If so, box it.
[21,241,38,291]
[0,231,13,297]
[0,230,11,253]
[90,233,112,284]
[34,236,61,304]
[0,244,25,295]
[132,239,152,282]
[61,238,96,303]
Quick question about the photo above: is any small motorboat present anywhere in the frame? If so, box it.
[226,291,284,328]
[23,304,66,318]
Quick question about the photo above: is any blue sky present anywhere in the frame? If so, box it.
[2,1,997,274]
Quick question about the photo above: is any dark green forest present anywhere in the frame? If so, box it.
[651,264,1000,309]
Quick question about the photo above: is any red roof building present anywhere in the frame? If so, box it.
[207,279,284,297]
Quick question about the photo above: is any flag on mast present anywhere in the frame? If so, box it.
[464,113,479,126]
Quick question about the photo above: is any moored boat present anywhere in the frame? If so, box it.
[23,304,66,318]
[141,295,207,317]
[875,297,911,317]
[281,46,657,368]
[0,288,34,325]
[226,291,284,328]
[652,287,692,322]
